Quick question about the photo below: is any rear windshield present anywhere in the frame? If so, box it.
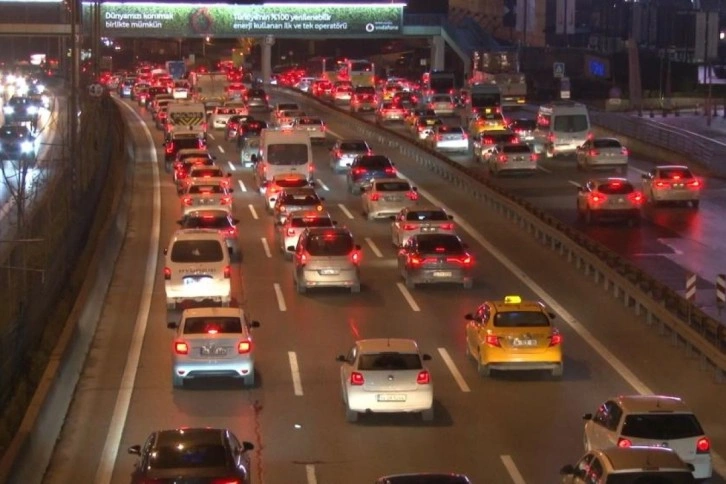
[216,108,236,115]
[438,126,463,135]
[594,139,622,148]
[268,144,308,165]
[277,103,299,111]
[382,477,471,484]
[599,182,634,195]
[298,118,322,125]
[174,138,205,150]
[358,352,422,371]
[659,168,693,179]
[483,134,518,144]
[182,216,231,230]
[376,181,411,192]
[511,119,536,130]
[605,473,695,484]
[184,317,243,334]
[419,117,442,126]
[149,444,227,470]
[553,114,589,132]
[290,217,333,228]
[355,87,376,95]
[281,192,320,205]
[357,156,392,169]
[502,145,531,154]
[416,235,463,253]
[248,89,265,97]
[621,414,704,440]
[188,185,224,194]
[432,95,451,102]
[170,240,224,263]
[340,142,368,151]
[494,311,550,328]
[191,169,223,178]
[406,210,449,221]
[305,233,354,256]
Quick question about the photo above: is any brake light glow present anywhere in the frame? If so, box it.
[409,254,423,266]
[403,223,417,231]
[238,340,252,354]
[440,223,454,230]
[406,191,418,201]
[549,332,563,346]
[617,438,632,448]
[697,437,711,453]
[226,226,237,237]
[628,192,644,204]
[286,227,297,237]
[350,371,364,385]
[352,167,366,175]
[210,479,241,484]
[654,180,668,188]
[298,251,308,264]
[590,193,606,204]
[384,167,396,175]
[163,267,171,280]
[223,265,231,278]
[174,341,189,355]
[588,149,599,157]
[687,179,701,188]
[369,192,380,202]
[416,370,431,384]
[221,195,232,205]
[350,251,361,264]
[182,196,192,206]
[621,147,629,156]
[485,334,501,347]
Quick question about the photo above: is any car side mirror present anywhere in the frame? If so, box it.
[422,354,432,361]
[336,355,346,362]
[228,188,234,193]
[287,245,295,251]
[232,218,240,225]
[226,173,231,177]
[354,244,362,251]
[582,413,593,420]
[319,196,326,201]
[448,215,454,220]
[548,312,556,319]
[249,320,261,328]
[241,441,254,452]
[332,220,338,225]
[167,322,178,329]
[176,219,183,225]
[128,445,141,455]
[163,248,168,255]
[560,465,575,475]
[269,197,276,203]
[412,187,418,191]
[464,313,475,321]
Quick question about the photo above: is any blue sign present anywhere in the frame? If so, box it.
[553,62,565,78]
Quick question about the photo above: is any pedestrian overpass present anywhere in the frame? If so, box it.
[0,2,473,77]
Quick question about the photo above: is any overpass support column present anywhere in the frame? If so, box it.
[431,35,445,71]
[262,36,273,85]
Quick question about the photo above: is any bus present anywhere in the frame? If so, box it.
[339,59,375,88]
[305,56,346,83]
[465,84,501,122]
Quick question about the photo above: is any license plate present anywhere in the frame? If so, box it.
[433,271,452,277]
[200,346,227,356]
[385,196,402,202]
[183,276,210,285]
[515,156,523,161]
[320,269,339,275]
[673,184,684,188]
[377,394,407,402]
[512,338,537,347]
[422,226,436,232]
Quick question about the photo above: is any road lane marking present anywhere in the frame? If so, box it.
[327,127,343,139]
[306,464,318,484]
[237,179,247,192]
[437,347,471,393]
[261,237,272,258]
[288,351,304,396]
[349,319,361,339]
[337,203,354,219]
[248,204,259,219]
[273,282,286,311]
[207,133,215,141]
[218,145,226,154]
[364,237,383,257]
[567,180,581,188]
[501,455,526,484]
[396,282,420,312]
[226,160,235,171]
[317,179,330,191]
[537,165,552,173]
[95,100,161,484]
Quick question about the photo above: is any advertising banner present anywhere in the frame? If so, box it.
[86,2,404,38]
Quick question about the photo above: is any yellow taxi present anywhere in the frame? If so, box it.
[464,295,563,378]
[467,107,506,136]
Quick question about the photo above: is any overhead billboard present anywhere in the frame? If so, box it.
[85,2,404,38]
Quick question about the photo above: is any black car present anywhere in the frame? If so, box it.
[3,96,40,124]
[164,134,207,162]
[346,154,397,194]
[236,119,268,149]
[244,88,270,110]
[145,86,169,107]
[376,474,472,484]
[128,428,254,484]
[0,124,37,162]
[225,114,254,141]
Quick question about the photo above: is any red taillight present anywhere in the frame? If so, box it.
[440,223,454,231]
[621,147,629,156]
[547,133,555,143]
[409,254,423,266]
[174,341,189,355]
[286,228,296,237]
[406,191,418,201]
[225,226,237,237]
[350,250,361,264]
[498,154,507,163]
[350,371,364,385]
[687,179,701,189]
[352,167,366,175]
[549,332,563,346]
[165,144,174,154]
[654,180,668,188]
[223,265,231,278]
[590,193,606,204]
[403,223,417,231]
[298,251,308,264]
[617,438,632,448]
[588,149,598,156]
[587,131,594,140]
[221,195,232,205]
[436,135,442,141]
[530,153,538,162]
[163,267,171,280]
[416,370,431,384]
[485,334,501,347]
[384,167,396,175]
[237,340,252,354]
[369,192,380,202]
[334,149,342,158]
[628,192,644,204]
[697,437,711,453]
[182,196,192,206]
[210,479,241,484]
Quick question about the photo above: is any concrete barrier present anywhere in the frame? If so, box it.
[0,99,137,483]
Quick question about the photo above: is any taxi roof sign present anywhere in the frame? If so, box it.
[504,295,522,304]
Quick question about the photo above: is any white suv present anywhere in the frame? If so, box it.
[164,229,232,309]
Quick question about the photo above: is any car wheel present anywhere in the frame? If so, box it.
[421,408,434,422]
[244,372,255,387]
[477,358,491,377]
[172,373,184,389]
[462,278,473,289]
[551,364,563,378]
[345,407,358,422]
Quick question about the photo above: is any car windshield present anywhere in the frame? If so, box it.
[268,144,308,165]
[553,114,589,132]
[149,444,228,469]
[621,414,704,440]
[340,142,368,151]
[605,474,695,484]
[188,185,224,194]
[182,216,231,230]
[406,210,449,222]
[599,182,634,195]
[290,217,333,228]
[376,181,410,192]
[184,317,243,334]
[659,168,693,179]
[305,233,354,256]
[594,139,622,148]
[416,235,463,253]
[170,240,224,262]
[358,352,422,371]
[493,311,550,328]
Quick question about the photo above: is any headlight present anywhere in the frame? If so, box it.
[21,141,34,153]
[36,84,45,93]
[27,106,39,115]
[3,106,13,114]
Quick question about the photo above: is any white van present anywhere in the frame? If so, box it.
[254,128,313,192]
[533,101,591,158]
[166,101,207,138]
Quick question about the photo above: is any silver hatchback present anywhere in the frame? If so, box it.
[290,227,362,293]
[397,233,474,289]
[391,206,455,247]
[361,178,419,220]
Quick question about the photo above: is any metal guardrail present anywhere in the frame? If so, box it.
[272,85,726,382]
[590,111,726,176]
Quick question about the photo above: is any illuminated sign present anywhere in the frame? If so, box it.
[84,2,404,38]
[584,54,610,79]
